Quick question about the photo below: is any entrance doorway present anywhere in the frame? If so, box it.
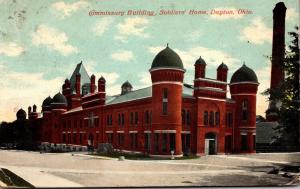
[205,133,217,155]
[88,133,94,147]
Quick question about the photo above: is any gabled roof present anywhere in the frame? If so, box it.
[105,84,194,105]
[69,62,91,94]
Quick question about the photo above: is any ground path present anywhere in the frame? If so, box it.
[0,150,299,187]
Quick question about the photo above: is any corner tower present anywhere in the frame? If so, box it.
[149,45,185,156]
[230,64,259,153]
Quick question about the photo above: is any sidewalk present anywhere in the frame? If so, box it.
[0,165,82,187]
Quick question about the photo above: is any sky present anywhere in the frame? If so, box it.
[0,0,298,122]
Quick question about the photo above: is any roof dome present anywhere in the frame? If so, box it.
[42,96,52,107]
[121,80,132,88]
[151,45,184,70]
[195,56,206,65]
[16,108,26,120]
[99,76,106,82]
[17,108,26,116]
[218,62,228,70]
[230,64,258,84]
[52,92,67,104]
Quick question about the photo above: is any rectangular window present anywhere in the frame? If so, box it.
[145,111,149,125]
[118,134,124,146]
[79,133,82,144]
[107,115,109,125]
[63,120,66,128]
[162,88,168,115]
[80,119,82,128]
[62,134,66,143]
[253,135,256,150]
[74,120,77,128]
[73,133,76,144]
[241,134,248,151]
[150,111,152,125]
[130,133,138,149]
[135,112,138,125]
[118,114,121,126]
[162,133,167,152]
[209,111,214,126]
[215,112,220,126]
[204,111,208,126]
[121,114,125,126]
[107,133,113,144]
[187,110,191,126]
[182,109,186,125]
[144,133,150,150]
[130,112,134,126]
[68,133,71,144]
[154,133,159,153]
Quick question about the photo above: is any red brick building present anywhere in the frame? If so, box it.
[27,46,259,156]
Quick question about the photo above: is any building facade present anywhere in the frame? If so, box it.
[27,46,259,156]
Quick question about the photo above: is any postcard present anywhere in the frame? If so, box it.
[0,0,299,187]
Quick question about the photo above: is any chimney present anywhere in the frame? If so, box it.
[98,76,106,93]
[90,74,95,93]
[266,2,286,121]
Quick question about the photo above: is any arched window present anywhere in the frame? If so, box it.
[209,111,214,126]
[242,99,248,121]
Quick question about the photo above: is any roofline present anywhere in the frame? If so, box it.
[149,67,186,73]
[194,77,227,85]
[229,81,259,86]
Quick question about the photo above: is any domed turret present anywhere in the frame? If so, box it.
[195,56,206,65]
[16,108,26,120]
[121,81,133,95]
[194,56,207,79]
[230,64,258,84]
[229,63,259,154]
[217,62,228,70]
[217,62,228,82]
[42,96,52,107]
[151,45,184,70]
[52,92,67,104]
[149,45,185,156]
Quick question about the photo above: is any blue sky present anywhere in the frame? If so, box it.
[0,0,298,122]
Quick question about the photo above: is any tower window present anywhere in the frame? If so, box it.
[187,110,191,126]
[242,100,248,121]
[204,111,208,126]
[182,109,186,125]
[162,88,168,115]
[209,111,214,126]
[215,112,220,126]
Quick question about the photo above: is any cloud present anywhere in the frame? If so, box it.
[115,17,150,43]
[52,0,89,18]
[96,72,119,85]
[111,50,134,62]
[148,46,239,70]
[239,17,272,44]
[0,42,25,57]
[0,64,63,122]
[93,17,114,37]
[286,8,298,22]
[184,30,203,42]
[254,65,271,116]
[32,24,78,56]
[138,72,152,88]
[210,7,244,20]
